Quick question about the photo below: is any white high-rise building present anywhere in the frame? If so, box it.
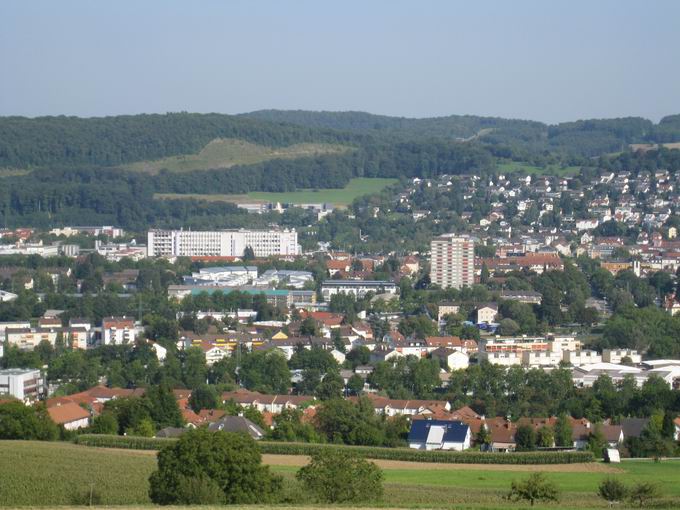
[430,234,474,289]
[147,229,300,258]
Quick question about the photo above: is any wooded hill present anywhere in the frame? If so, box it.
[244,110,680,158]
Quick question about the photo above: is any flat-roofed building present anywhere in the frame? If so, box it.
[430,234,474,289]
[147,229,300,258]
[0,368,45,401]
[321,280,397,301]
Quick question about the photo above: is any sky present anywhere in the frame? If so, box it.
[1,0,679,124]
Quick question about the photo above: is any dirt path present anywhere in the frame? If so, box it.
[261,454,623,473]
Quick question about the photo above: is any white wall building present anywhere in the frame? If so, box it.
[478,351,522,366]
[603,349,642,364]
[522,350,563,367]
[147,229,300,258]
[563,350,602,366]
[0,368,45,401]
[321,280,397,301]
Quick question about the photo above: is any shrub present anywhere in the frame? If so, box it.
[598,478,628,506]
[297,449,383,503]
[148,428,281,505]
[627,481,660,508]
[507,472,559,506]
[175,474,225,505]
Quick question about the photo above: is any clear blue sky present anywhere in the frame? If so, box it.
[1,0,678,123]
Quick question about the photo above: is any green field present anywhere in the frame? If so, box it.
[2,441,679,509]
[121,138,352,174]
[154,177,398,207]
[496,161,581,176]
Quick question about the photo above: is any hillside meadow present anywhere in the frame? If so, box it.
[1,441,680,509]
[154,177,398,207]
[122,138,353,174]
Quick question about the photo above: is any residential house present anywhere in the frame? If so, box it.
[46,401,90,430]
[408,420,471,451]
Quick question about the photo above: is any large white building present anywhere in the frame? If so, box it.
[0,368,45,401]
[430,234,474,289]
[321,280,398,301]
[147,229,300,258]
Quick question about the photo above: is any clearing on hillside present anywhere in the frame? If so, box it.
[154,177,398,208]
[496,160,581,176]
[121,138,352,174]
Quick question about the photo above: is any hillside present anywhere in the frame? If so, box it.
[244,110,680,158]
[0,112,362,170]
[121,138,352,174]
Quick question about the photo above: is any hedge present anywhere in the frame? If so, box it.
[74,435,594,464]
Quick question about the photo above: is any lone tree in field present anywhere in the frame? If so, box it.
[627,481,660,508]
[296,449,383,503]
[148,428,281,505]
[507,472,559,507]
[598,478,628,507]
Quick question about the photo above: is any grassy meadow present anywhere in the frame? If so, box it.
[154,177,398,208]
[2,441,680,509]
[121,138,352,174]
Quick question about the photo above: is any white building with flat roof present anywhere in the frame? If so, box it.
[430,234,474,289]
[0,368,45,401]
[321,280,397,301]
[147,229,300,258]
[603,349,642,365]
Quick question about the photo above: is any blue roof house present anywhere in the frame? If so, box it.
[408,420,471,451]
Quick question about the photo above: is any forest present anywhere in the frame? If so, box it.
[1,112,679,229]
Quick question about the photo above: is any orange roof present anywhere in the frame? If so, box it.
[47,402,90,425]
[327,260,349,270]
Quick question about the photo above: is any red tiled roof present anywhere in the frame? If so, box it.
[47,402,90,425]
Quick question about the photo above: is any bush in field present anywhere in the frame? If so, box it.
[296,449,383,503]
[148,428,281,505]
[507,472,559,506]
[627,481,660,508]
[598,478,628,506]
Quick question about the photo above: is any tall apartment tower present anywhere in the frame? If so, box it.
[430,234,474,289]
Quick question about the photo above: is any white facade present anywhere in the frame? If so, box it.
[0,368,45,401]
[101,318,137,346]
[478,351,522,366]
[603,349,642,364]
[147,229,300,258]
[430,235,474,289]
[563,350,602,366]
[321,280,397,301]
[522,350,563,367]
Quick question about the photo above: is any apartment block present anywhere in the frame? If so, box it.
[147,229,300,258]
[430,234,474,289]
[0,368,46,401]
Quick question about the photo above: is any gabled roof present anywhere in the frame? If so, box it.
[620,418,649,438]
[207,415,265,439]
[408,420,469,444]
[47,402,90,425]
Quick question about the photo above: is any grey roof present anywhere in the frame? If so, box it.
[207,415,265,439]
[620,418,649,438]
[156,427,186,438]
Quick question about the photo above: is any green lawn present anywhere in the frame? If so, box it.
[1,441,678,509]
[122,138,352,174]
[154,177,398,208]
[496,161,581,176]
